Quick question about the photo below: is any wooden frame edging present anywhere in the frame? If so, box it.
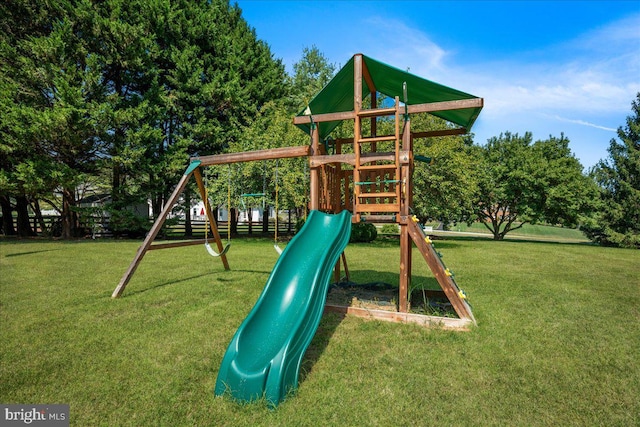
[324,304,473,331]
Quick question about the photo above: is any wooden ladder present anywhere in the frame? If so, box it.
[353,96,401,222]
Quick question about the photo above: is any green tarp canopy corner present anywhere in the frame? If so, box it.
[295,54,482,140]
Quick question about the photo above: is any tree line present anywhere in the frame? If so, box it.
[1,1,638,248]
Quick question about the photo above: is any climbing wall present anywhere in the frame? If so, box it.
[406,217,475,323]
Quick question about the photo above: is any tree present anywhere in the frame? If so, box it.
[474,132,596,240]
[410,114,481,228]
[0,0,286,238]
[1,0,108,238]
[286,45,335,111]
[584,93,640,248]
[206,46,336,231]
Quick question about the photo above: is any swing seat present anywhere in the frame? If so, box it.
[205,242,231,257]
[273,244,283,255]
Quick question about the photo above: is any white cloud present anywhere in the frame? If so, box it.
[363,13,640,121]
[356,13,637,168]
[358,16,449,76]
[548,115,617,132]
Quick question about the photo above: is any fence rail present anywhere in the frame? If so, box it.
[1,216,299,238]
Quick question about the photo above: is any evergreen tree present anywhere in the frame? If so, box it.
[585,93,640,248]
[0,0,286,238]
[1,0,107,238]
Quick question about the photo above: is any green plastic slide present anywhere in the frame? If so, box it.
[214,210,352,406]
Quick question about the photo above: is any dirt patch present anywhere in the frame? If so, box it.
[326,281,457,317]
[326,282,398,312]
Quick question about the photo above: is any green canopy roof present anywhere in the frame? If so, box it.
[295,54,482,139]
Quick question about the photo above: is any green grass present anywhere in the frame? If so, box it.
[444,222,589,242]
[1,237,638,426]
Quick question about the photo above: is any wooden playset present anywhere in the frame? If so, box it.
[112,54,483,330]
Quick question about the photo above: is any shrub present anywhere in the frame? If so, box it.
[380,223,399,234]
[350,222,377,243]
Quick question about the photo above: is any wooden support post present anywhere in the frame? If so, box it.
[341,252,350,281]
[193,167,230,270]
[112,166,195,298]
[333,258,341,284]
[333,252,350,284]
[398,116,412,313]
[399,222,411,313]
[353,54,363,222]
[309,125,320,211]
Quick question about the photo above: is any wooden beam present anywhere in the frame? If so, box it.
[292,110,356,125]
[191,145,310,166]
[310,151,410,167]
[112,169,194,298]
[148,239,208,251]
[293,98,483,126]
[362,58,376,94]
[406,98,483,114]
[412,128,468,138]
[323,304,473,331]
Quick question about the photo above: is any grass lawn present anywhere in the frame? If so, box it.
[440,222,590,242]
[1,236,638,426]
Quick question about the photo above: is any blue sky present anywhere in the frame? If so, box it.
[235,0,640,169]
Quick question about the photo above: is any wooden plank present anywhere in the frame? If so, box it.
[310,151,410,167]
[358,134,397,143]
[148,239,208,250]
[292,110,356,125]
[357,164,397,171]
[407,98,483,115]
[112,169,194,298]
[357,192,397,198]
[191,145,310,166]
[357,214,397,223]
[412,128,468,138]
[355,203,400,213]
[323,304,472,331]
[293,98,483,125]
[357,107,397,118]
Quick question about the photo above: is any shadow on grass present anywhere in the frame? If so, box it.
[114,268,272,297]
[299,270,444,383]
[299,312,344,384]
[4,248,61,257]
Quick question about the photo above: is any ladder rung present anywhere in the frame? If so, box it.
[355,204,400,213]
[357,107,397,118]
[358,192,397,198]
[357,164,397,171]
[358,135,397,144]
[359,214,397,223]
